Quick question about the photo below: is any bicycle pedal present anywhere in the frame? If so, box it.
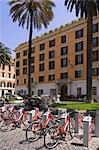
[28,121,31,124]
[60,136,65,141]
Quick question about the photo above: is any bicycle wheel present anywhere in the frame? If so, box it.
[0,119,13,132]
[65,124,74,142]
[44,125,59,149]
[21,114,30,129]
[26,122,40,142]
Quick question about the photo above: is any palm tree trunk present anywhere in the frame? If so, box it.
[86,13,92,102]
[28,11,33,95]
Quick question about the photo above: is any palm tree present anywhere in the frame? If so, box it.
[65,0,99,102]
[9,0,55,96]
[0,42,11,65]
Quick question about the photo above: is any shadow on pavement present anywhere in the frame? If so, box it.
[19,139,30,144]
[71,143,83,147]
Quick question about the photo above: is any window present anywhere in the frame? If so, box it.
[32,91,34,95]
[39,54,44,61]
[23,59,27,65]
[75,70,82,78]
[38,89,43,96]
[49,50,55,59]
[61,35,66,43]
[61,46,68,55]
[23,50,27,56]
[16,61,20,67]
[39,76,44,82]
[75,54,83,65]
[75,41,83,52]
[92,23,98,33]
[13,83,15,88]
[92,68,99,76]
[92,37,98,47]
[39,63,44,71]
[16,69,20,76]
[2,64,5,70]
[31,57,35,63]
[31,47,35,53]
[77,87,81,95]
[61,58,68,67]
[50,89,56,95]
[61,72,68,79]
[13,74,15,79]
[2,73,4,77]
[23,68,27,74]
[76,28,83,38]
[9,65,11,71]
[49,39,55,47]
[40,43,45,51]
[49,61,55,69]
[8,73,11,78]
[92,51,99,62]
[48,74,55,81]
[24,78,26,84]
[1,82,6,87]
[92,87,97,95]
[31,66,34,73]
[31,78,33,83]
[17,80,19,85]
[7,82,12,87]
[16,53,20,58]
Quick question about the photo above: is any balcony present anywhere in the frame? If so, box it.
[55,79,72,85]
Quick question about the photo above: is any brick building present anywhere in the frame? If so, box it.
[0,59,15,96]
[14,16,99,100]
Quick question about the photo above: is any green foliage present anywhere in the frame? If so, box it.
[9,0,55,30]
[65,0,99,18]
[52,102,99,110]
[0,42,11,65]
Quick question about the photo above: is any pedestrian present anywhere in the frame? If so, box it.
[2,96,5,105]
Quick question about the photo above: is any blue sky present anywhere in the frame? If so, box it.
[0,0,78,57]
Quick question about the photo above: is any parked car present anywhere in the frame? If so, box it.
[3,93,12,99]
[14,95,23,100]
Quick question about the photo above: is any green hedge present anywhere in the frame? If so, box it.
[52,102,99,110]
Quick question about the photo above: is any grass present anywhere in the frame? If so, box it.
[52,102,99,110]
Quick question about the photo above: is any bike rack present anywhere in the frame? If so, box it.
[95,110,99,137]
[83,116,92,147]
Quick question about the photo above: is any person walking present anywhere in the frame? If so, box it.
[2,96,5,105]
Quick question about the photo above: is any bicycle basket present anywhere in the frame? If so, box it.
[42,112,51,122]
[60,113,68,127]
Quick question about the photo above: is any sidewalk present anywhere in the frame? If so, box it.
[0,128,99,150]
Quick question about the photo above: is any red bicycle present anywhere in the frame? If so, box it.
[26,111,54,142]
[0,106,39,131]
[44,112,75,149]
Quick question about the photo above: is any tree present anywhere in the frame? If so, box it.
[65,0,99,102]
[0,42,11,65]
[9,0,55,95]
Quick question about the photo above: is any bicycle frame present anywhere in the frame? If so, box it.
[40,111,51,128]
[58,113,70,134]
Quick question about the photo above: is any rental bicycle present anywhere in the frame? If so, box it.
[44,112,75,149]
[26,111,56,142]
[0,106,39,131]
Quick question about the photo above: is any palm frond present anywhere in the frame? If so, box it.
[0,42,11,65]
[64,0,99,18]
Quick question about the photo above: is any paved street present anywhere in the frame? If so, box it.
[0,128,99,150]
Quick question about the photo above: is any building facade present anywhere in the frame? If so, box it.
[0,60,15,97]
[14,16,99,100]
